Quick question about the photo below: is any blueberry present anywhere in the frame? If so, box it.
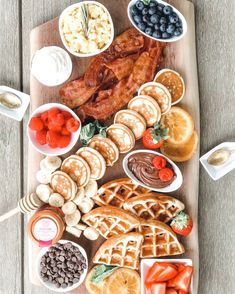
[142,15,150,23]
[166,24,175,34]
[142,7,149,15]
[162,32,171,39]
[174,27,183,36]
[135,1,145,11]
[130,5,138,16]
[137,22,146,31]
[145,27,153,36]
[147,21,154,27]
[154,23,160,30]
[159,24,166,32]
[163,5,173,15]
[150,14,159,24]
[133,14,142,24]
[152,30,162,39]
[176,20,182,28]
[169,13,179,24]
[159,16,167,24]
[149,1,157,7]
[157,3,165,12]
[148,7,157,15]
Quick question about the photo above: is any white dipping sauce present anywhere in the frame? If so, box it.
[31,46,72,86]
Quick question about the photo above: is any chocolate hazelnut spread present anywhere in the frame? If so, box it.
[128,152,175,189]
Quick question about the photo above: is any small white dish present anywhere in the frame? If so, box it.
[59,1,114,57]
[200,142,235,181]
[141,258,193,294]
[123,149,183,193]
[27,103,81,156]
[36,240,88,293]
[128,0,187,43]
[0,86,30,121]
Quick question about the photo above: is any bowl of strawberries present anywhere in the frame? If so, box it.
[27,103,81,156]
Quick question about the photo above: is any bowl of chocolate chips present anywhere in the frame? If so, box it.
[36,240,88,292]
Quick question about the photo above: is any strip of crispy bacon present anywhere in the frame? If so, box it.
[84,28,145,87]
[77,42,165,121]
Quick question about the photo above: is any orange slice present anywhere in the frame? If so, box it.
[160,106,194,145]
[154,69,185,105]
[105,268,140,294]
[85,267,107,294]
[160,131,198,162]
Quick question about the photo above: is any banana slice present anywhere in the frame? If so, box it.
[84,180,98,198]
[36,184,53,203]
[65,209,81,227]
[44,156,62,172]
[62,201,77,215]
[78,198,94,214]
[83,227,99,240]
[36,169,52,184]
[66,226,82,238]
[75,223,87,231]
[40,158,48,171]
[73,188,85,206]
[49,193,65,207]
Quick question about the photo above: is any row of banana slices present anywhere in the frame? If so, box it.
[35,156,100,241]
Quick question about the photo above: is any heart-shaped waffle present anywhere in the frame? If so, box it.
[93,233,143,270]
[92,178,151,208]
[82,206,140,239]
[137,218,185,258]
[123,193,185,223]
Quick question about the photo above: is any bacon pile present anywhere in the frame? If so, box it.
[60,28,165,121]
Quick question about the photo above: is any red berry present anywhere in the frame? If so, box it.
[48,108,60,118]
[61,126,71,136]
[50,113,65,126]
[61,111,72,120]
[48,122,62,132]
[29,116,44,131]
[40,111,49,126]
[36,129,47,145]
[152,156,167,170]
[159,168,174,182]
[46,131,60,148]
[58,135,71,148]
[66,118,80,132]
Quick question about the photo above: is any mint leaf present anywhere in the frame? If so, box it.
[80,123,96,146]
[91,265,118,284]
[141,0,150,5]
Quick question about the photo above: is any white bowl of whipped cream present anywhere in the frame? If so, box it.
[31,46,72,87]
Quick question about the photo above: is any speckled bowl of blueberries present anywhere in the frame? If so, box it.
[128,0,187,42]
[36,240,88,292]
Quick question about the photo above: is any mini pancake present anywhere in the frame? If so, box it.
[138,82,171,115]
[76,147,106,180]
[154,68,185,105]
[114,109,146,140]
[88,136,119,167]
[107,124,135,153]
[128,95,161,127]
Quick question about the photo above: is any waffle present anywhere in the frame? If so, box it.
[137,218,185,258]
[93,233,143,270]
[123,193,185,223]
[82,206,140,239]
[92,178,151,208]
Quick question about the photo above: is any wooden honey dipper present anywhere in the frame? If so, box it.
[0,192,43,222]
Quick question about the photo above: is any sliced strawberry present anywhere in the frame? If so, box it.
[40,111,49,126]
[48,108,60,118]
[58,135,71,148]
[46,131,60,148]
[50,113,65,126]
[29,116,44,131]
[48,122,62,132]
[36,129,47,145]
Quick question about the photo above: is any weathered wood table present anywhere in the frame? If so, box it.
[0,1,234,294]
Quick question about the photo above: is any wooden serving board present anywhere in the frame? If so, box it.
[28,0,200,293]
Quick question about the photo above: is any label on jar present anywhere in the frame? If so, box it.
[33,218,57,242]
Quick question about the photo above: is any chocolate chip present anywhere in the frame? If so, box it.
[73,278,79,284]
[41,267,47,274]
[59,256,65,262]
[62,283,68,288]
[58,277,64,284]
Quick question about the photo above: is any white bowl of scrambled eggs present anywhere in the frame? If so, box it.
[59,1,114,57]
